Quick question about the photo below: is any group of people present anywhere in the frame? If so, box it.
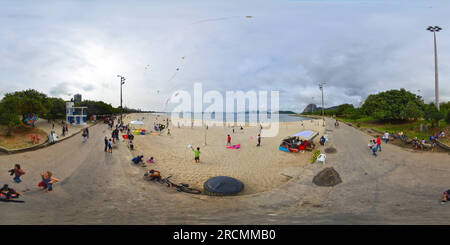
[2,164,60,201]
[368,136,383,156]
[412,137,430,150]
[131,155,155,167]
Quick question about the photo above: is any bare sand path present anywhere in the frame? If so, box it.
[0,117,449,224]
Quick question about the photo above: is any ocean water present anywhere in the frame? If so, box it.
[164,112,311,123]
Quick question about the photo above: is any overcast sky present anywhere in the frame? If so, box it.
[1,0,450,112]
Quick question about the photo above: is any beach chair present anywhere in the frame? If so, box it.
[317,154,326,164]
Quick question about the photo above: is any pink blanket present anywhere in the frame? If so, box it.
[227,144,241,149]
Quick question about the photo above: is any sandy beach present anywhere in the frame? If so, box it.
[123,113,325,195]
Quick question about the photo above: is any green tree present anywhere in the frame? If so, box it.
[43,97,66,120]
[361,89,424,121]
[3,89,50,122]
[336,104,354,116]
[424,103,444,127]
[446,111,450,124]
[402,100,424,120]
[0,97,22,136]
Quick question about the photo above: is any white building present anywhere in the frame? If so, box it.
[66,102,87,125]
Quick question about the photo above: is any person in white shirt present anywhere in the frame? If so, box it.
[383,132,390,144]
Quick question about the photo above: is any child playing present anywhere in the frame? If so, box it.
[129,140,134,150]
[9,164,25,183]
[147,157,155,163]
[192,146,200,163]
[38,171,60,193]
[372,142,377,157]
[0,184,23,200]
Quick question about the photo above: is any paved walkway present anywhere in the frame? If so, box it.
[0,119,449,224]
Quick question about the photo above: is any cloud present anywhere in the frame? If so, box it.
[49,83,73,97]
[1,0,449,112]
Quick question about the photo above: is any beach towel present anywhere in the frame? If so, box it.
[227,144,241,149]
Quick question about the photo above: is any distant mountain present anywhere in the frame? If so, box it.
[303,104,339,113]
[303,104,317,113]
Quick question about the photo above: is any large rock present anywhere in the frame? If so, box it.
[313,167,342,187]
[303,104,317,113]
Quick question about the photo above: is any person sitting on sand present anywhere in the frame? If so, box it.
[38,171,60,193]
[412,137,419,149]
[419,138,426,150]
[147,157,155,163]
[147,170,161,181]
[0,184,23,200]
[319,136,326,146]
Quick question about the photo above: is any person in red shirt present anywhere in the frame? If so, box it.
[227,134,231,146]
[376,136,382,152]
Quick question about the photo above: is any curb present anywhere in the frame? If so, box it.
[0,123,99,155]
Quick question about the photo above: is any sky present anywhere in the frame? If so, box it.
[1,0,450,112]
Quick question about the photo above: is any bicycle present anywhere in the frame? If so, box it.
[143,171,202,195]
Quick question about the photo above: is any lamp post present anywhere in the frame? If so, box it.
[117,75,126,124]
[319,82,326,126]
[426,26,442,112]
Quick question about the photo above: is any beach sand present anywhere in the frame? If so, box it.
[124,113,325,195]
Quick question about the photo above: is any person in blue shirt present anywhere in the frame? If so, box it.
[132,155,144,164]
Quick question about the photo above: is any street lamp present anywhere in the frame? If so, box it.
[117,75,126,124]
[319,82,326,126]
[426,26,442,112]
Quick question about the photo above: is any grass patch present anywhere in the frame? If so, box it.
[337,117,449,140]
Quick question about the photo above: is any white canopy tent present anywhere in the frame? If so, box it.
[292,130,318,141]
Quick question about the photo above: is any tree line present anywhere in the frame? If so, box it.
[302,89,450,126]
[0,89,143,135]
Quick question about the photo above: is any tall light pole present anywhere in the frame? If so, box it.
[427,26,442,112]
[117,75,126,123]
[319,82,326,126]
